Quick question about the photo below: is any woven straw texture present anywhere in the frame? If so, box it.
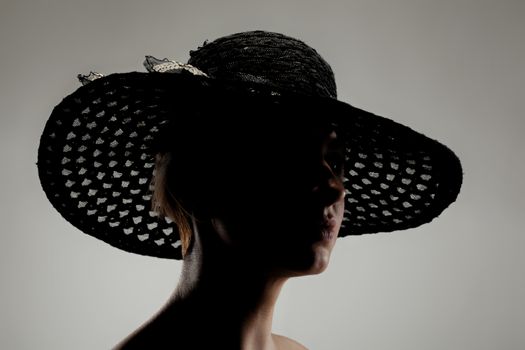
[37,30,463,259]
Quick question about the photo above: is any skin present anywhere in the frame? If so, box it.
[114,122,346,350]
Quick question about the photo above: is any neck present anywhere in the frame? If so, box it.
[157,219,289,350]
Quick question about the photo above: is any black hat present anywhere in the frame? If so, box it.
[37,30,463,259]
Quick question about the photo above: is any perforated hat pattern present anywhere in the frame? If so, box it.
[37,31,463,259]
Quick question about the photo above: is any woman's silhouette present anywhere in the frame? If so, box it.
[37,30,463,349]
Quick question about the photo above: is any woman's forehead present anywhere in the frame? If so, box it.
[163,91,343,153]
[234,119,338,147]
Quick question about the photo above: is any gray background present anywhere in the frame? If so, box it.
[1,0,524,349]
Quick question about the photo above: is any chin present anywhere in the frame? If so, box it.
[305,243,333,274]
[277,243,334,277]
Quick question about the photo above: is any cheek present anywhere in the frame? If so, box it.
[335,199,345,228]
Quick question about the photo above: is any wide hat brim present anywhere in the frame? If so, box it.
[38,70,463,259]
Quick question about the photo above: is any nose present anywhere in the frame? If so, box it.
[313,161,345,206]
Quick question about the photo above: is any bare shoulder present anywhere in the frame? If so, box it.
[272,333,309,350]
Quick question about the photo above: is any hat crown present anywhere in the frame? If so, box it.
[187,30,337,98]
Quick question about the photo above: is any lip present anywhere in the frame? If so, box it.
[316,217,338,241]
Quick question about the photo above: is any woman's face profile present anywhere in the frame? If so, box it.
[192,118,346,276]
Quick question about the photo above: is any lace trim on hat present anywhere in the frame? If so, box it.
[78,72,105,86]
[77,56,209,86]
[143,55,209,77]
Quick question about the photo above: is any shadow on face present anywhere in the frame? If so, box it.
[162,92,346,274]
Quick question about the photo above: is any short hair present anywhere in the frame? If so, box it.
[151,152,192,256]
